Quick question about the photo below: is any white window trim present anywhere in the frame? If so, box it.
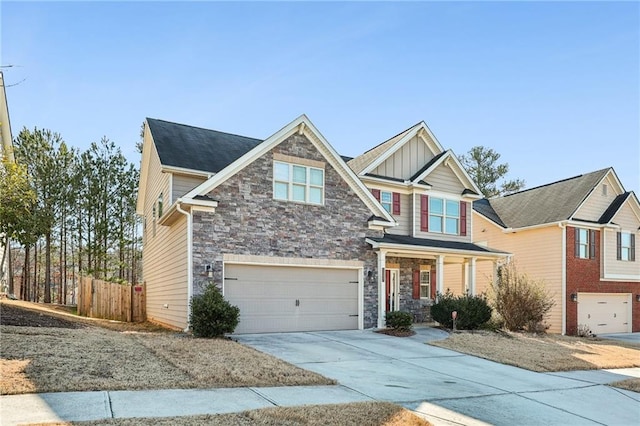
[420,269,431,300]
[380,190,392,213]
[273,161,325,205]
[577,228,589,259]
[620,232,632,261]
[429,196,459,235]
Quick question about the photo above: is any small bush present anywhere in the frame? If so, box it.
[431,290,492,330]
[576,324,593,338]
[189,283,240,338]
[385,311,413,330]
[490,262,554,332]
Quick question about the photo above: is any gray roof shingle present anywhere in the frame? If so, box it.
[473,168,611,229]
[368,234,509,254]
[147,118,263,174]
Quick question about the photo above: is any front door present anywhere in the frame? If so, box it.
[385,269,400,312]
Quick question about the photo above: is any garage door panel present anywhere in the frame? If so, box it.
[224,264,359,334]
[577,293,631,334]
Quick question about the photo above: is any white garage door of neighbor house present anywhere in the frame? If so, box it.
[577,293,632,334]
[224,264,359,334]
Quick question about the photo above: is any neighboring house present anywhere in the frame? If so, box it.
[473,168,640,335]
[137,115,508,333]
[0,71,15,294]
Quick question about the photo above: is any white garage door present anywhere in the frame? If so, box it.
[577,293,632,334]
[224,263,359,334]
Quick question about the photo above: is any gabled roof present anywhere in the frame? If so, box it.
[183,115,395,225]
[473,168,613,229]
[347,121,446,176]
[146,118,262,174]
[409,151,448,182]
[409,150,483,197]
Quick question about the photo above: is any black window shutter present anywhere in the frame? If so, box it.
[574,228,580,257]
[589,230,596,259]
[631,234,636,261]
[616,232,622,260]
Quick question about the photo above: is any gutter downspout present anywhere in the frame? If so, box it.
[560,221,567,335]
[176,200,192,332]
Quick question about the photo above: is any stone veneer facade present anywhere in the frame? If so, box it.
[190,133,383,328]
[385,256,435,322]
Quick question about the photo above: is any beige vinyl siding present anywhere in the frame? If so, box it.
[426,164,465,194]
[142,141,189,330]
[443,262,465,295]
[172,174,207,203]
[371,135,436,180]
[413,194,472,243]
[573,175,618,221]
[602,203,640,280]
[386,192,411,235]
[473,214,564,333]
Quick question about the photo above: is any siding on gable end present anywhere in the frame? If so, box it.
[427,163,465,194]
[573,175,618,222]
[602,202,640,280]
[190,133,384,328]
[371,135,436,180]
[172,175,207,203]
[142,142,189,330]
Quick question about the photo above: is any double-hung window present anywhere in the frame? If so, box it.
[380,191,392,213]
[575,228,595,259]
[273,161,324,205]
[420,270,431,299]
[617,232,636,261]
[429,197,459,234]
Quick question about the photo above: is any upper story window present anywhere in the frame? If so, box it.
[273,161,324,205]
[429,197,459,234]
[617,232,636,262]
[371,189,400,215]
[575,228,595,259]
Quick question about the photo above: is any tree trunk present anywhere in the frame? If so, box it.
[44,232,51,303]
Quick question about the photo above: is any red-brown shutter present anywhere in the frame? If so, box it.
[431,268,437,299]
[589,230,596,259]
[372,189,381,201]
[460,201,467,236]
[392,192,401,215]
[616,232,622,260]
[412,270,420,300]
[420,195,429,232]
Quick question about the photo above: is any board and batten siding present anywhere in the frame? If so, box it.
[603,203,640,280]
[142,141,189,330]
[371,135,436,180]
[574,175,619,222]
[473,214,564,333]
[172,174,207,203]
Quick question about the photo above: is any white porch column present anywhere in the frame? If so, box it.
[469,257,477,296]
[377,250,386,329]
[436,255,444,298]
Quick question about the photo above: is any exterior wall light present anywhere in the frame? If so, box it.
[636,294,640,302]
[571,293,578,302]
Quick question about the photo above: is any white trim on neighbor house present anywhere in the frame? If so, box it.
[183,115,396,225]
[161,165,213,178]
[569,169,623,221]
[222,254,365,330]
[360,122,445,176]
[136,121,153,214]
[175,202,193,332]
[561,222,567,335]
[601,274,640,281]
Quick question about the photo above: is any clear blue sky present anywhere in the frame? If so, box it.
[2,1,639,193]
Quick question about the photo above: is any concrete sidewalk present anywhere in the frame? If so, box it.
[0,385,372,425]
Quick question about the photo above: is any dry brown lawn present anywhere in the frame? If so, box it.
[430,330,640,372]
[31,402,430,426]
[0,301,333,395]
[610,378,640,393]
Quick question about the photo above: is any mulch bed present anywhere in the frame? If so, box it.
[375,328,416,337]
[0,304,86,329]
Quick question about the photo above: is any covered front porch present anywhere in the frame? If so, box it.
[366,234,510,328]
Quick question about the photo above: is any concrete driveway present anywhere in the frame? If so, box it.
[235,327,640,426]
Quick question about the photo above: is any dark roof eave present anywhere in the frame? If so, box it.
[367,234,510,256]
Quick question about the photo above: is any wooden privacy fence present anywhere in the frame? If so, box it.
[78,277,145,322]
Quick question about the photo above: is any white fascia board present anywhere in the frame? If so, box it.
[359,124,420,176]
[161,165,213,178]
[569,169,619,221]
[301,117,395,224]
[368,220,395,229]
[360,176,413,194]
[178,197,219,209]
[365,238,510,259]
[183,114,395,224]
[183,115,307,199]
[608,193,640,224]
[411,150,482,196]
